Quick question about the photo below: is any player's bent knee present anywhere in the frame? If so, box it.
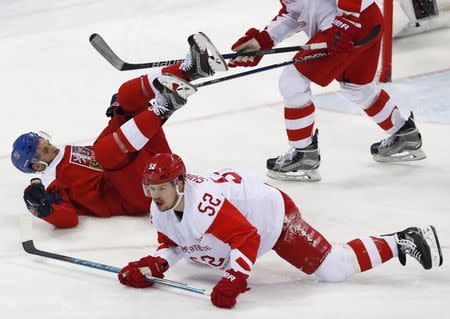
[339,82,379,109]
[279,65,312,107]
[93,134,131,171]
[313,244,355,283]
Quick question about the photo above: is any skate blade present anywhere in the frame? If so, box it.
[194,32,228,72]
[158,74,198,100]
[373,148,426,163]
[267,169,321,182]
[423,225,444,268]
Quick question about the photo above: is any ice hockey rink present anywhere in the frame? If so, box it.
[1,1,449,318]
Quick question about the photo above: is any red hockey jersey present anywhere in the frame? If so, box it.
[40,145,151,228]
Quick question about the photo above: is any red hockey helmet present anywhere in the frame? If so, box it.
[142,153,186,186]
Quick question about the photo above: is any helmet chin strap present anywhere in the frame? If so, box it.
[168,179,184,211]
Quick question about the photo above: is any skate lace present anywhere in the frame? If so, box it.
[180,53,193,72]
[276,148,296,164]
[380,134,396,148]
[151,94,170,116]
[399,239,422,263]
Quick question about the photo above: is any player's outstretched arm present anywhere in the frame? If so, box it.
[206,199,261,308]
[229,3,301,68]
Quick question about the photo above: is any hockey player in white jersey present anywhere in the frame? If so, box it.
[228,0,426,181]
[118,153,443,309]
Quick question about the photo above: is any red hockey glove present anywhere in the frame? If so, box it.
[118,256,168,288]
[326,15,360,56]
[210,269,250,309]
[229,28,274,68]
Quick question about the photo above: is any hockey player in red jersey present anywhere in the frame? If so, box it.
[12,33,227,228]
[228,0,426,181]
[118,153,443,309]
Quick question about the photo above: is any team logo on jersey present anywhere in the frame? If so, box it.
[148,163,157,170]
[69,146,102,172]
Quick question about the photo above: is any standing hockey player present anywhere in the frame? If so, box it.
[117,153,443,309]
[11,33,227,228]
[228,0,426,181]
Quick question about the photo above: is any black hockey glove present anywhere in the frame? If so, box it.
[23,178,53,218]
[105,93,132,122]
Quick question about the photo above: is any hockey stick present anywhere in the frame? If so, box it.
[20,214,211,296]
[89,33,327,71]
[194,24,381,88]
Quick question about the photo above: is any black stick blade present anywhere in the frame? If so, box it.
[89,33,125,70]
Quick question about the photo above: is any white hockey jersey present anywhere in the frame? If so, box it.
[266,0,377,43]
[150,168,285,275]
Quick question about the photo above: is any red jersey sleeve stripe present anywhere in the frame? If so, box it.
[206,199,260,264]
[236,256,252,272]
[157,231,178,247]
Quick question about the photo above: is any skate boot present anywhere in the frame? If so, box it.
[181,32,228,81]
[151,74,197,119]
[393,225,443,270]
[371,112,426,162]
[266,129,321,182]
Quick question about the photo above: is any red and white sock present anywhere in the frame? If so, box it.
[114,110,162,153]
[364,90,406,135]
[347,235,398,272]
[284,102,315,149]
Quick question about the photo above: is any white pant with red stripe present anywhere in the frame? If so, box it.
[313,235,398,283]
[278,65,407,149]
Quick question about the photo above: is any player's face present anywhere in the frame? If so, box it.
[31,137,59,172]
[35,137,59,163]
[147,181,178,211]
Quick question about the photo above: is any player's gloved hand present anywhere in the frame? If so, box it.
[105,93,132,124]
[118,256,168,288]
[23,178,53,218]
[210,269,250,309]
[229,28,274,68]
[326,15,360,56]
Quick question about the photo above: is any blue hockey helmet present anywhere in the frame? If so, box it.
[11,132,41,173]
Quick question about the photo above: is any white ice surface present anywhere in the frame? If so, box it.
[1,1,449,318]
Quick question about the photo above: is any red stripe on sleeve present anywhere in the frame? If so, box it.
[206,199,260,264]
[156,231,178,250]
[347,239,372,271]
[236,257,251,271]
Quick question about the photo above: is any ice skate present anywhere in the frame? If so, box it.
[151,74,196,119]
[266,129,321,182]
[393,225,443,270]
[371,112,426,162]
[181,32,228,81]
